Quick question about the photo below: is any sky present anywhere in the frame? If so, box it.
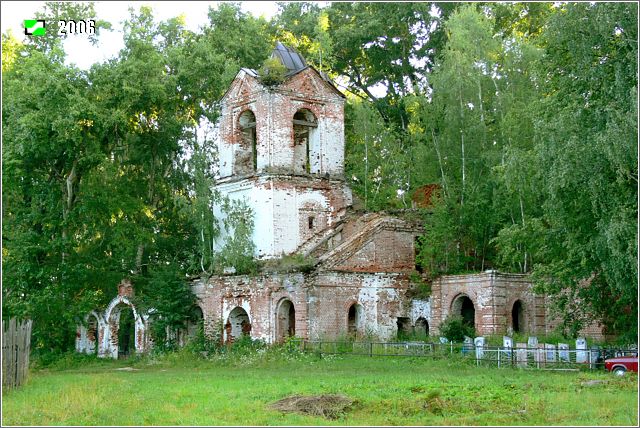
[1,1,281,70]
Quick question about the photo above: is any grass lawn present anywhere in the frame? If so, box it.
[2,352,637,426]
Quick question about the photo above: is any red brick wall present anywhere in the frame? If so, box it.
[193,270,414,343]
[332,229,416,272]
[430,271,546,336]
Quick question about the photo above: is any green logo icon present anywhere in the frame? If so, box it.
[24,19,46,36]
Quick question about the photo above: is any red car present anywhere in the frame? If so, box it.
[604,356,638,376]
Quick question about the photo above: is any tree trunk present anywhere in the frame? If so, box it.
[431,129,448,198]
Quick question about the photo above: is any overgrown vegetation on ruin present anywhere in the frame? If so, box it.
[438,315,477,343]
[2,2,637,354]
[3,353,637,426]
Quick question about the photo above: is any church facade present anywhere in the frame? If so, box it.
[76,44,605,358]
[193,43,558,344]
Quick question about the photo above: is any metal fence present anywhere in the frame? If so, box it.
[2,318,33,389]
[297,339,637,371]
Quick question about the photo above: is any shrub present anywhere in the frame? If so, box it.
[258,57,287,86]
[134,265,198,348]
[183,323,220,356]
[439,315,476,342]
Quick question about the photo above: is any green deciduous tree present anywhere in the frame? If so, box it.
[2,3,264,353]
[524,3,638,340]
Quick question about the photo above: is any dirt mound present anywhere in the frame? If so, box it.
[269,394,354,419]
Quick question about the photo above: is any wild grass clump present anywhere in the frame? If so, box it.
[31,351,127,371]
[259,254,317,273]
[141,334,320,369]
[270,394,354,419]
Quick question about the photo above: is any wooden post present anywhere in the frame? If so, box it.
[2,318,32,389]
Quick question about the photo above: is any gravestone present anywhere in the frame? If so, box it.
[462,336,473,355]
[503,336,513,359]
[558,343,570,362]
[527,336,538,362]
[545,344,556,362]
[535,343,546,366]
[589,345,601,369]
[474,336,485,360]
[503,336,513,349]
[516,343,528,367]
[576,337,588,364]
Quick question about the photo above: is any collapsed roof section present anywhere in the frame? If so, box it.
[223,42,344,101]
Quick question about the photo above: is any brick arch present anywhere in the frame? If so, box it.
[449,293,476,329]
[291,107,320,174]
[103,295,148,359]
[234,108,257,174]
[507,298,526,334]
[224,306,251,343]
[185,304,205,340]
[275,297,296,342]
[415,317,429,337]
[76,311,106,356]
[345,300,365,337]
[236,108,257,137]
[291,103,321,122]
[85,311,104,352]
[444,292,473,317]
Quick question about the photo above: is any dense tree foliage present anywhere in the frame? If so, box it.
[2,2,637,351]
[2,2,268,353]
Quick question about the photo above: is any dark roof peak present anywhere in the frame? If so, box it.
[271,42,307,74]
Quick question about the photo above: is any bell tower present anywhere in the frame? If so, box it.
[213,43,352,259]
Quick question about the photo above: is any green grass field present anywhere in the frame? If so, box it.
[2,352,638,426]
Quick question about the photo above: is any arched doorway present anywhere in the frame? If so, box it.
[116,305,136,359]
[347,303,363,337]
[512,300,525,333]
[87,314,100,356]
[187,306,204,340]
[225,307,251,343]
[103,295,146,359]
[277,299,296,342]
[397,317,411,339]
[415,317,429,339]
[452,295,476,330]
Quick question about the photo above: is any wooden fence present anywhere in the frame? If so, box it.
[2,318,33,389]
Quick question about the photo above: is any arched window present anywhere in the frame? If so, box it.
[293,109,317,174]
[347,303,364,337]
[236,110,257,174]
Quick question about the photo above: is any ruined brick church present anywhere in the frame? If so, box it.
[76,44,604,358]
